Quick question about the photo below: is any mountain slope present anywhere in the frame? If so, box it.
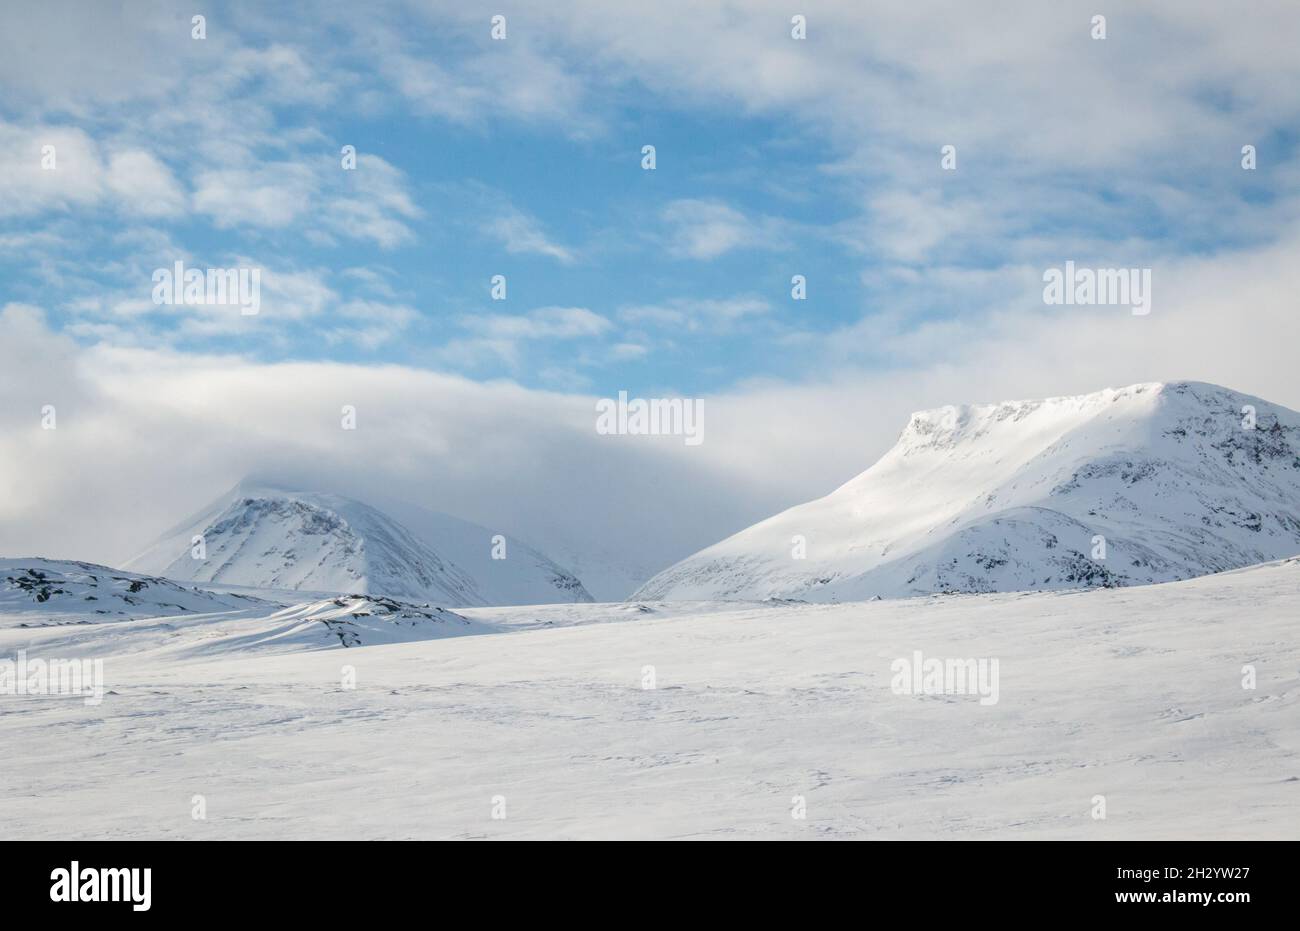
[1,558,270,622]
[634,381,1300,601]
[125,483,593,607]
[363,496,596,606]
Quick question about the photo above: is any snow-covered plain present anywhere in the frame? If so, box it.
[3,556,1297,839]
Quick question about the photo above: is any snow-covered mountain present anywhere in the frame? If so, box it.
[125,483,593,606]
[634,381,1300,602]
[511,532,654,602]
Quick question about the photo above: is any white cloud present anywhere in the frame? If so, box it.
[464,306,611,341]
[440,306,612,370]
[322,155,421,248]
[553,0,1300,172]
[192,154,420,248]
[0,304,745,582]
[104,150,187,217]
[223,44,337,107]
[375,23,591,131]
[610,342,649,360]
[193,164,318,229]
[325,299,420,349]
[0,2,193,115]
[484,207,576,263]
[621,296,770,334]
[660,199,784,260]
[0,122,185,218]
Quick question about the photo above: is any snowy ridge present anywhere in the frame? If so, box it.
[125,482,593,607]
[0,557,269,623]
[0,559,492,657]
[634,381,1300,601]
[168,594,489,655]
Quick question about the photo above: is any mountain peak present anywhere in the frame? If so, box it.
[636,381,1300,602]
[126,485,593,607]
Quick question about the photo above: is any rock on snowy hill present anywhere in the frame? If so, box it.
[0,557,269,623]
[633,381,1300,602]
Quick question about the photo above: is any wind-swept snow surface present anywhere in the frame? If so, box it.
[636,382,1300,602]
[2,559,1297,839]
[126,482,592,607]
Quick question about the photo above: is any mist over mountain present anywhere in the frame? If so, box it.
[125,482,593,607]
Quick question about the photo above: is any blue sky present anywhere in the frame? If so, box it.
[4,1,1295,399]
[4,1,1300,583]
[4,78,868,394]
